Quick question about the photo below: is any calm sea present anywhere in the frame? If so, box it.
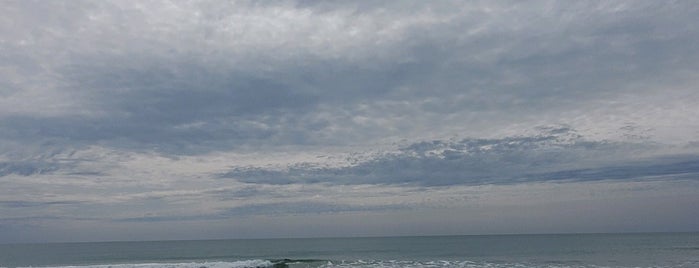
[1,233,698,268]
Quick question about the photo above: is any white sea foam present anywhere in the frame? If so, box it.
[17,261,274,268]
[9,260,699,268]
[315,260,699,268]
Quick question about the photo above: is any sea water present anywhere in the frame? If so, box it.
[1,233,698,268]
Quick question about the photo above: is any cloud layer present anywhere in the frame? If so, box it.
[223,128,699,186]
[3,1,699,153]
[1,0,699,242]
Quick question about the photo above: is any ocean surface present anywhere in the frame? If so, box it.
[1,233,698,268]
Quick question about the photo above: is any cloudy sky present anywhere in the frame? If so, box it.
[1,0,699,243]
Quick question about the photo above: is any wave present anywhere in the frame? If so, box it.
[317,260,699,268]
[14,261,276,268]
[8,259,699,268]
[320,260,604,268]
[10,260,324,268]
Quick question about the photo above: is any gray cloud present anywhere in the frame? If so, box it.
[2,1,699,242]
[0,161,60,177]
[2,1,698,154]
[528,156,699,183]
[118,201,408,222]
[0,200,83,208]
[222,128,699,186]
[222,201,407,216]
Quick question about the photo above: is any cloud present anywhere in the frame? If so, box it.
[0,161,60,177]
[2,1,699,154]
[2,1,699,241]
[528,156,699,182]
[222,201,408,216]
[222,127,699,186]
[0,200,83,208]
[117,201,408,222]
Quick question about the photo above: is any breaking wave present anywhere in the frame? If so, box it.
[15,261,275,268]
[7,259,699,268]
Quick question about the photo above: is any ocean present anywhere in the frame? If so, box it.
[1,233,698,268]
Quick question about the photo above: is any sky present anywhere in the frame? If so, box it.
[1,0,699,243]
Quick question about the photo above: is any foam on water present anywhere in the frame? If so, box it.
[3,234,697,268]
[319,260,596,268]
[9,260,699,268]
[16,261,274,268]
[317,260,699,268]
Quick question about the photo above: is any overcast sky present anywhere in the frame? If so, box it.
[1,0,699,243]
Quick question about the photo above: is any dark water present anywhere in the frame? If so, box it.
[1,233,698,268]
